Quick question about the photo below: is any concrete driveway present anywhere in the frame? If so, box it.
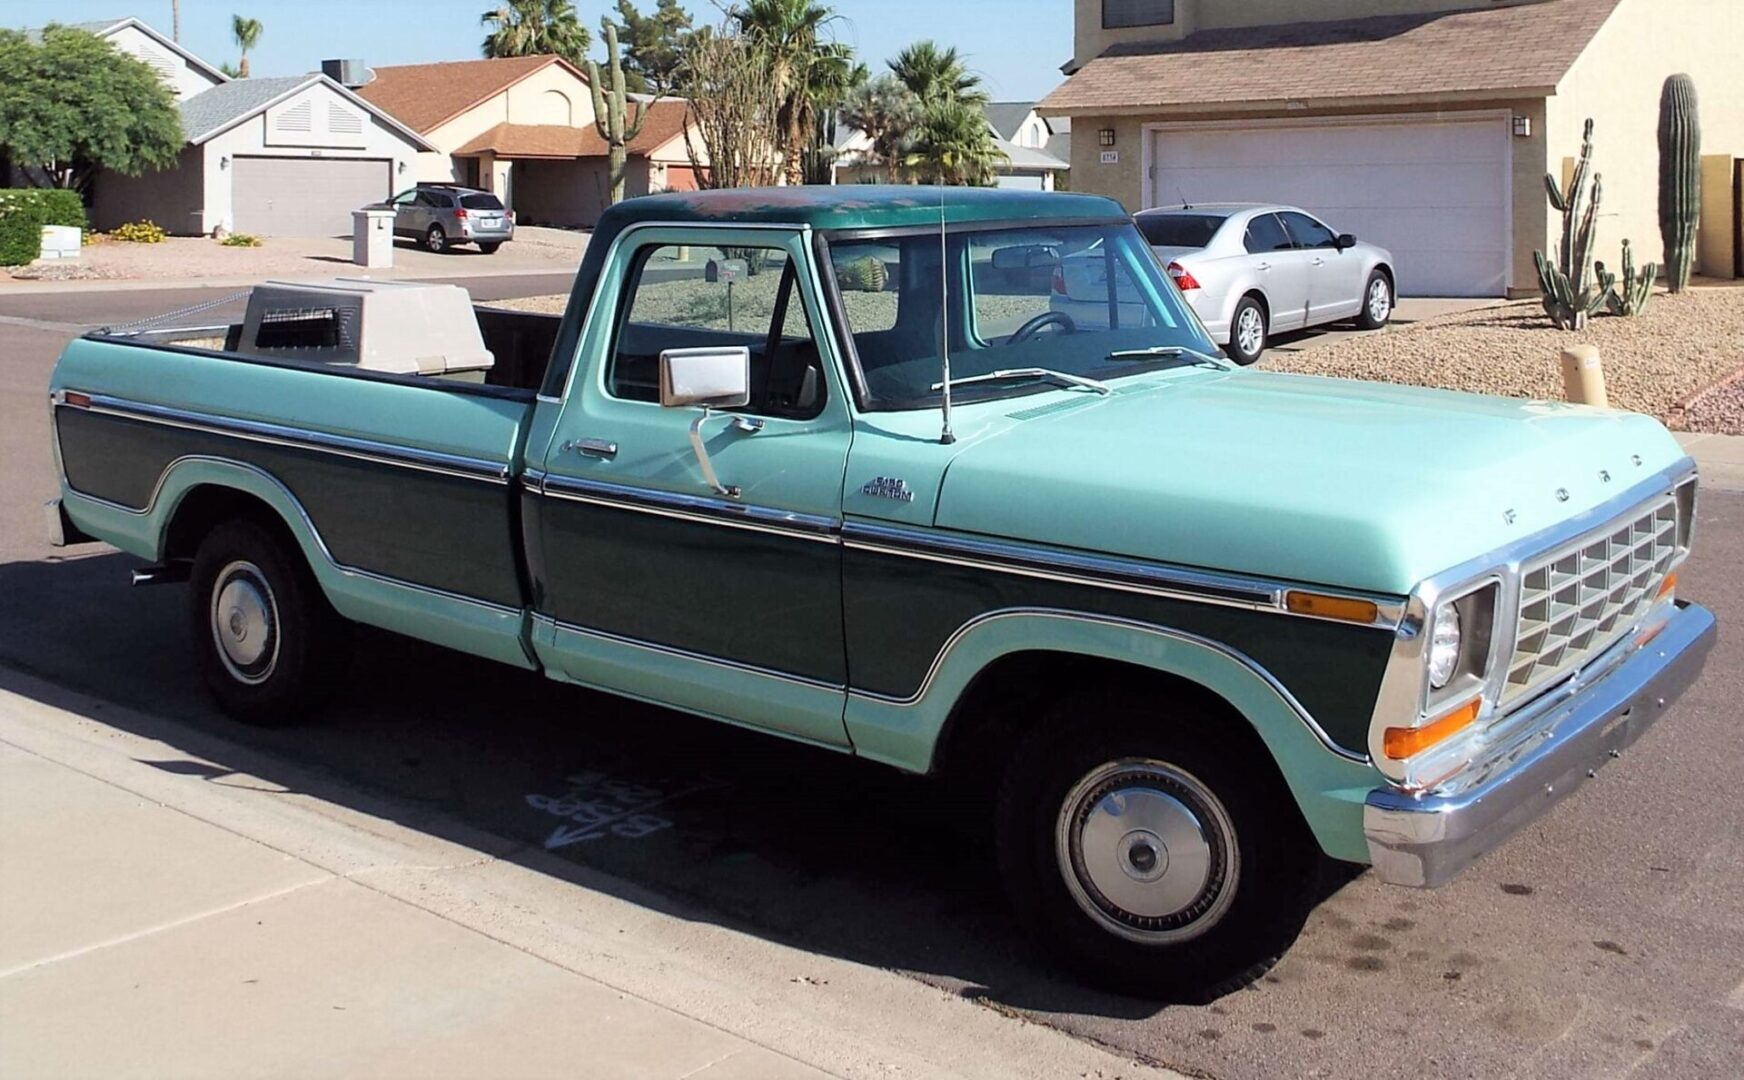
[2,280,1739,1080]
[1265,297,1503,356]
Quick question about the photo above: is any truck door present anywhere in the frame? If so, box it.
[526,227,853,748]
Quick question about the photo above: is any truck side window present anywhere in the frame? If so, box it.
[608,244,826,420]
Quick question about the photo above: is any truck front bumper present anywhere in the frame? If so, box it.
[1363,600,1716,888]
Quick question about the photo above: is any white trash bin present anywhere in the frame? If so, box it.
[39,225,82,261]
[352,208,394,268]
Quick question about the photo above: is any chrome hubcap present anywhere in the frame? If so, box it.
[1368,279,1390,322]
[210,561,279,685]
[1055,760,1239,943]
[1236,308,1264,356]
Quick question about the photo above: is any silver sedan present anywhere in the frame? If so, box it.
[1135,204,1396,365]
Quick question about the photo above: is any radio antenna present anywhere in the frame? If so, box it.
[938,184,955,445]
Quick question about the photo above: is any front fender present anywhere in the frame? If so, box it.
[843,608,1383,862]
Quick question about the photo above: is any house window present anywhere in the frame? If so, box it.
[1103,0,1174,29]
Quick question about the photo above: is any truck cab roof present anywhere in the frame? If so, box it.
[592,186,1130,238]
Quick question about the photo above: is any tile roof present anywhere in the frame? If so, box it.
[355,55,573,133]
[179,75,314,142]
[452,100,693,160]
[1040,0,1622,114]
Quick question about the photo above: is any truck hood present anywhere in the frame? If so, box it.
[934,370,1690,595]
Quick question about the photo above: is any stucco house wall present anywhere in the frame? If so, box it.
[91,146,205,233]
[198,83,424,234]
[1072,0,1545,68]
[99,22,223,101]
[1547,0,1743,280]
[417,64,599,184]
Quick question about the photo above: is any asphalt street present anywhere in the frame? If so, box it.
[2,279,1740,1079]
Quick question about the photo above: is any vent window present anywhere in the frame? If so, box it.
[327,102,364,135]
[1103,0,1174,29]
[274,100,314,133]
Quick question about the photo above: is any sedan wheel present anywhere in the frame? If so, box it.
[1228,298,1267,365]
[1357,272,1393,330]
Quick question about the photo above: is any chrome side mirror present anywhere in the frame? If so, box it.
[659,346,750,409]
[659,346,753,498]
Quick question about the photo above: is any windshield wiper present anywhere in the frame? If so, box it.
[930,368,1112,396]
[1105,345,1233,369]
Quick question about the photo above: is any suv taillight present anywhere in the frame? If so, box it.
[1051,266,1068,295]
[1166,261,1201,290]
[454,207,468,219]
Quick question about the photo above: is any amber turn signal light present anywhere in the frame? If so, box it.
[1384,697,1480,760]
[1657,571,1678,599]
[1284,591,1380,624]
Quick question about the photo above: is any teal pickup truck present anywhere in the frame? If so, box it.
[46,187,1715,998]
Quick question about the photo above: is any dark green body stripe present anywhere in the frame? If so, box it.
[55,406,524,609]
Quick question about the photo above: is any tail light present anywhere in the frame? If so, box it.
[454,208,469,219]
[1166,261,1201,290]
[1051,266,1068,295]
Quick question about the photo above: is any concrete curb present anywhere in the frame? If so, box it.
[0,667,1180,1080]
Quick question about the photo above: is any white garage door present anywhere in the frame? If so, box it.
[232,157,392,237]
[1149,116,1509,297]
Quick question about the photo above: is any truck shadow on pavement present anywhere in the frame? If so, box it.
[0,550,1361,1020]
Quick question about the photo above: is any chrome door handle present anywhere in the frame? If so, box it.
[1311,257,1325,266]
[1256,262,1271,271]
[564,437,618,460]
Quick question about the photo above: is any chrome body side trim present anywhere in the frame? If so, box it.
[60,454,523,618]
[849,606,1370,764]
[535,473,841,543]
[536,613,846,692]
[65,393,513,484]
[844,520,1404,626]
[1365,600,1715,887]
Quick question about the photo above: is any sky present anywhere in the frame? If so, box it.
[7,0,1074,102]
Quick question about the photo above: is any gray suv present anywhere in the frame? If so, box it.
[378,183,514,254]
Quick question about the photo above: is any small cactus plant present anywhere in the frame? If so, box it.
[1534,119,1607,330]
[586,23,647,208]
[836,255,887,293]
[1657,74,1701,292]
[1597,238,1656,317]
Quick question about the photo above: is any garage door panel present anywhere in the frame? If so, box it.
[1151,118,1509,297]
[232,157,392,237]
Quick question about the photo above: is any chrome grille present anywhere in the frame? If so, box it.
[1504,494,1679,705]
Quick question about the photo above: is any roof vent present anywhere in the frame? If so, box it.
[321,59,369,89]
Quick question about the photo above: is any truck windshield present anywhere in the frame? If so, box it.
[827,222,1218,411]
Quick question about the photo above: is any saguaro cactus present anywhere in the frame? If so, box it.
[1657,74,1701,292]
[1534,118,1607,330]
[586,23,647,207]
[1597,238,1657,318]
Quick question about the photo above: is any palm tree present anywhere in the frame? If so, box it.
[231,15,262,78]
[905,98,1005,186]
[480,0,590,65]
[840,74,921,181]
[887,40,987,108]
[734,0,853,186]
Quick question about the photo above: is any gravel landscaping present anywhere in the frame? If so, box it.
[1262,288,1744,432]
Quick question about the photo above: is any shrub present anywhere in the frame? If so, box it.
[111,220,166,244]
[221,233,263,247]
[0,189,88,266]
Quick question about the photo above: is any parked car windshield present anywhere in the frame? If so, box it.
[828,222,1217,411]
[1135,213,1226,248]
[460,193,505,210]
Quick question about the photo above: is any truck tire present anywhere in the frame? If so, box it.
[995,691,1317,1000]
[188,519,350,726]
